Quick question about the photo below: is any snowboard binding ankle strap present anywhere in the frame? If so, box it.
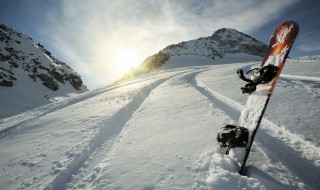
[237,65,278,94]
[217,125,249,148]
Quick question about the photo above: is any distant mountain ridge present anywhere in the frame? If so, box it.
[139,28,267,72]
[0,24,88,119]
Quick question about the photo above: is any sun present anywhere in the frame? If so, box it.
[114,50,141,76]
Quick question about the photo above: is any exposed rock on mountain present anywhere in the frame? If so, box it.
[0,24,87,92]
[0,24,88,118]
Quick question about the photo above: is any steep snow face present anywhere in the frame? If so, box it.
[0,24,88,118]
[139,28,267,72]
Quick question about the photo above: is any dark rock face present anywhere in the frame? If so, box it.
[211,28,267,57]
[67,74,85,91]
[139,28,267,72]
[0,66,16,86]
[0,24,88,92]
[37,74,59,91]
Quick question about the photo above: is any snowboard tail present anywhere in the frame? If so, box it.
[217,21,299,175]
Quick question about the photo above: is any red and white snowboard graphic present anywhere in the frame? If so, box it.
[228,21,299,174]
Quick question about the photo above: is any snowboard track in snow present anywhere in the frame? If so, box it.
[0,67,205,138]
[189,77,241,122]
[1,62,319,189]
[0,81,149,138]
[45,69,213,190]
[0,68,195,138]
[44,77,171,190]
[42,67,319,190]
[279,75,320,98]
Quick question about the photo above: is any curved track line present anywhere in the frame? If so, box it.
[64,69,213,189]
[280,74,320,82]
[45,68,213,190]
[278,75,320,98]
[44,76,172,190]
[0,69,193,138]
[189,77,241,121]
[0,83,140,138]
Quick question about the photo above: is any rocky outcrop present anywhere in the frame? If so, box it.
[0,24,88,92]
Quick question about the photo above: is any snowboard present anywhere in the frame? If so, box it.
[218,21,299,175]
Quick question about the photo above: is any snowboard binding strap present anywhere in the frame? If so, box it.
[217,125,249,149]
[237,65,278,94]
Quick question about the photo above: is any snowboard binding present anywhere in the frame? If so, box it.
[237,65,278,94]
[217,125,249,149]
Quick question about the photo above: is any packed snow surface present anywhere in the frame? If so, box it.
[0,55,319,189]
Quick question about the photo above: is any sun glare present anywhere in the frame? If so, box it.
[115,50,141,76]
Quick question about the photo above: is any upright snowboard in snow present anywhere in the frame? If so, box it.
[217,21,299,174]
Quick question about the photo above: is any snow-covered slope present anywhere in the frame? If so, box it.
[0,55,319,189]
[0,24,88,119]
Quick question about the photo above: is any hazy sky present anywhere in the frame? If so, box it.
[1,0,319,89]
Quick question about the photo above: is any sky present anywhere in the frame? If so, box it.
[0,0,319,89]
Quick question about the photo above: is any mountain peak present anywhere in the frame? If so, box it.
[138,28,267,72]
[211,28,263,45]
[212,28,240,35]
